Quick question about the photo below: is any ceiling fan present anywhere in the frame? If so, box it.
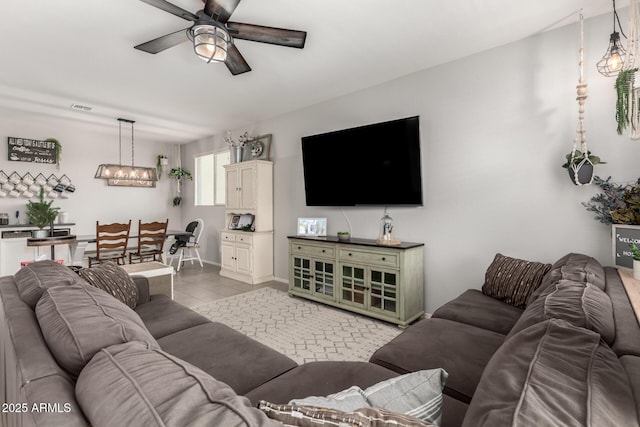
[135,0,307,75]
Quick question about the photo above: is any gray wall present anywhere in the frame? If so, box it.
[183,12,639,312]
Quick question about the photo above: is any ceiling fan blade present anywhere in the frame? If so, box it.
[226,22,306,48]
[204,0,242,23]
[225,44,251,75]
[138,0,198,21]
[134,28,190,54]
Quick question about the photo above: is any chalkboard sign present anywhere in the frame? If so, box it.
[612,224,640,268]
[7,137,57,164]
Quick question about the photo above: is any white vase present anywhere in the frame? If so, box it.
[634,260,640,280]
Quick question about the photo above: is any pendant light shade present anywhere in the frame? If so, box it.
[95,119,157,187]
[597,0,627,77]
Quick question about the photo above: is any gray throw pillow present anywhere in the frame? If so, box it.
[76,341,279,427]
[289,369,447,425]
[482,253,551,308]
[79,261,138,309]
[14,260,87,308]
[36,284,158,377]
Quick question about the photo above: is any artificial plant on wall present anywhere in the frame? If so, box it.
[614,0,640,138]
[45,138,62,169]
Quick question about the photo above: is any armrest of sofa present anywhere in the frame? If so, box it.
[130,275,150,305]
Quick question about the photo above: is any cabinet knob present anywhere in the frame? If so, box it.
[348,253,352,256]
[298,246,301,250]
[382,257,386,261]
[322,249,325,253]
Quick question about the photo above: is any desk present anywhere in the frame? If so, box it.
[121,261,174,299]
[27,235,77,260]
[69,230,190,265]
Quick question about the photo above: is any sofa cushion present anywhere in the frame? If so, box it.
[482,253,551,308]
[258,402,435,427]
[157,321,298,395]
[246,361,399,406]
[462,319,639,427]
[527,253,605,305]
[432,289,523,335]
[507,279,615,345]
[76,341,279,427]
[78,261,138,309]
[36,284,158,377]
[135,294,210,339]
[370,318,505,403]
[621,356,640,420]
[14,260,86,309]
[605,267,640,357]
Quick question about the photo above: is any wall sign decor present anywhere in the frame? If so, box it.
[612,224,640,268]
[7,137,57,164]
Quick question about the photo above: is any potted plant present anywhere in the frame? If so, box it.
[26,188,60,238]
[157,154,169,178]
[631,243,640,280]
[561,150,606,185]
[337,231,350,241]
[169,167,192,207]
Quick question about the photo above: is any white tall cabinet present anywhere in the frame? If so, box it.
[220,160,274,284]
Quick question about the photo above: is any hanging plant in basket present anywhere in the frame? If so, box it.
[562,150,606,185]
[563,15,605,186]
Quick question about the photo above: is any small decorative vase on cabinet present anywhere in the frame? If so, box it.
[232,146,244,163]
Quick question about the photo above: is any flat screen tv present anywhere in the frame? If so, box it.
[301,116,423,206]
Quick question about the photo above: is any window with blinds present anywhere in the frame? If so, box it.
[195,149,230,206]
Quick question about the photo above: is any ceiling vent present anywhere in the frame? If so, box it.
[70,103,92,112]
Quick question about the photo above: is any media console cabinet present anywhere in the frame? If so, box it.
[288,236,425,327]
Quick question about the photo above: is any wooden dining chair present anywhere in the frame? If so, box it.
[129,219,169,264]
[88,220,132,267]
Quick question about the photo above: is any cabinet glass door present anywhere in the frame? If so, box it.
[369,269,398,316]
[313,260,334,299]
[292,256,312,292]
[341,265,366,308]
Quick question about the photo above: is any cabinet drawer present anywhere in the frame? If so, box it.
[338,248,399,268]
[236,234,253,244]
[221,232,235,242]
[291,242,335,258]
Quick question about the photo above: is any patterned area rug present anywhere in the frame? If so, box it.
[193,287,402,364]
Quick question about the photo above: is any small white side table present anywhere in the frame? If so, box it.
[121,261,174,299]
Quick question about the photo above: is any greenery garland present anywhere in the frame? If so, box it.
[615,68,640,135]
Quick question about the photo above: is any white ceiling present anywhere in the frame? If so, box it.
[0,0,627,143]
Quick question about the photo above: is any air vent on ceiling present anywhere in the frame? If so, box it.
[70,103,92,112]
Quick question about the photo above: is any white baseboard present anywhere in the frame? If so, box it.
[273,276,288,284]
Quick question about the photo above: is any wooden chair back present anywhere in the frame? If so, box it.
[90,220,132,267]
[129,219,169,263]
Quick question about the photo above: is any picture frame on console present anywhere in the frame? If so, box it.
[297,217,327,237]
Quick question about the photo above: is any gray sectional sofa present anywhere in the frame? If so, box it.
[1,253,639,426]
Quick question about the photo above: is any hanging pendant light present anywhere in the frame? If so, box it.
[94,119,157,187]
[597,0,627,77]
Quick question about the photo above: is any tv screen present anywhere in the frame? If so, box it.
[301,116,423,206]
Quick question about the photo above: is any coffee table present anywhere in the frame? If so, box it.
[121,261,174,299]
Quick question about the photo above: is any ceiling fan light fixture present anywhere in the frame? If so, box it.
[189,24,230,63]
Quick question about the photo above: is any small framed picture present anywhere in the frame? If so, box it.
[612,224,640,268]
[249,134,272,161]
[297,218,327,237]
[229,215,241,230]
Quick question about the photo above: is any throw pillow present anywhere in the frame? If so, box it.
[77,341,277,427]
[259,402,436,427]
[289,369,447,425]
[36,284,158,377]
[14,260,87,308]
[482,253,551,308]
[79,261,138,309]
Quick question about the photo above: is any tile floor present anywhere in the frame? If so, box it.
[171,262,288,308]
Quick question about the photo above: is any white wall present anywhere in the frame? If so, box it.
[0,110,182,237]
[182,11,640,312]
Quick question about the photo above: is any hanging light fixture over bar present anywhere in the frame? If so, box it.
[95,118,157,187]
